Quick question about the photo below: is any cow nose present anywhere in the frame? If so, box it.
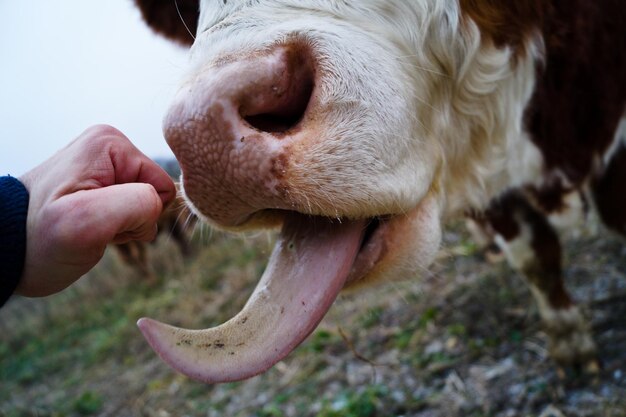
[164,44,316,227]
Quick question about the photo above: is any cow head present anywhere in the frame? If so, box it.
[135,0,541,383]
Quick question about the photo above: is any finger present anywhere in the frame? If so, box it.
[106,135,177,206]
[136,159,177,207]
[69,125,176,206]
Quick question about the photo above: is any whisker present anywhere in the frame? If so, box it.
[409,113,435,137]
[183,212,195,231]
[173,207,187,230]
[411,93,442,115]
[175,0,196,42]
[394,55,450,78]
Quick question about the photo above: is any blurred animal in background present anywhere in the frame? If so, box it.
[114,187,196,282]
[133,0,625,383]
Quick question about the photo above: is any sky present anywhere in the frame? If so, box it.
[0,1,189,176]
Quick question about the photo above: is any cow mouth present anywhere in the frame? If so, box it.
[138,199,437,384]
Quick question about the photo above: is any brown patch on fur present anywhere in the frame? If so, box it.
[134,0,199,46]
[465,1,625,365]
[524,176,572,214]
[525,205,571,310]
[484,190,572,309]
[593,143,626,234]
[481,192,521,241]
[462,1,626,184]
[527,0,626,183]
[459,0,543,54]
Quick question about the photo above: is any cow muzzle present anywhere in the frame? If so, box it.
[140,41,443,384]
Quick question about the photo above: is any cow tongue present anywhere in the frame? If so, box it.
[138,213,366,384]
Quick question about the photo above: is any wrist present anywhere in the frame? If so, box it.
[0,176,30,306]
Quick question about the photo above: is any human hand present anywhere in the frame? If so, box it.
[16,125,177,296]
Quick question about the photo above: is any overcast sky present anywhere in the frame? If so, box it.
[0,1,189,176]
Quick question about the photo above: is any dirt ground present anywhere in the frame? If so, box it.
[1,224,625,417]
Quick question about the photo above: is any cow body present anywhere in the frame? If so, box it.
[462,0,626,366]
[135,0,626,382]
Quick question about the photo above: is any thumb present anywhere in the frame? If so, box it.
[106,183,163,244]
[56,183,164,250]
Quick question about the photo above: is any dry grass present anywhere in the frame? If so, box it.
[1,225,625,417]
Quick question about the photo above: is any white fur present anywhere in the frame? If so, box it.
[546,190,586,236]
[528,284,596,361]
[602,116,626,167]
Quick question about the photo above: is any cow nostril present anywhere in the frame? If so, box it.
[243,79,314,134]
[244,106,306,133]
[242,48,315,134]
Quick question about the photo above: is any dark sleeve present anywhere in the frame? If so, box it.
[0,176,29,307]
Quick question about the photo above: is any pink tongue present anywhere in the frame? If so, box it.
[137,214,366,383]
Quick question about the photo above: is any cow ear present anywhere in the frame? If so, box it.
[135,0,199,47]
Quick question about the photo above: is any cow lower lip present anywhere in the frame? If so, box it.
[348,216,390,283]
[360,217,380,250]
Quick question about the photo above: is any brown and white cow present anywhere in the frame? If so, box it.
[133,0,626,383]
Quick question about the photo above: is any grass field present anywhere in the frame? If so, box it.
[1,223,625,417]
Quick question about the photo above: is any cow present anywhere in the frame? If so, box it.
[132,0,626,384]
[114,192,196,281]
